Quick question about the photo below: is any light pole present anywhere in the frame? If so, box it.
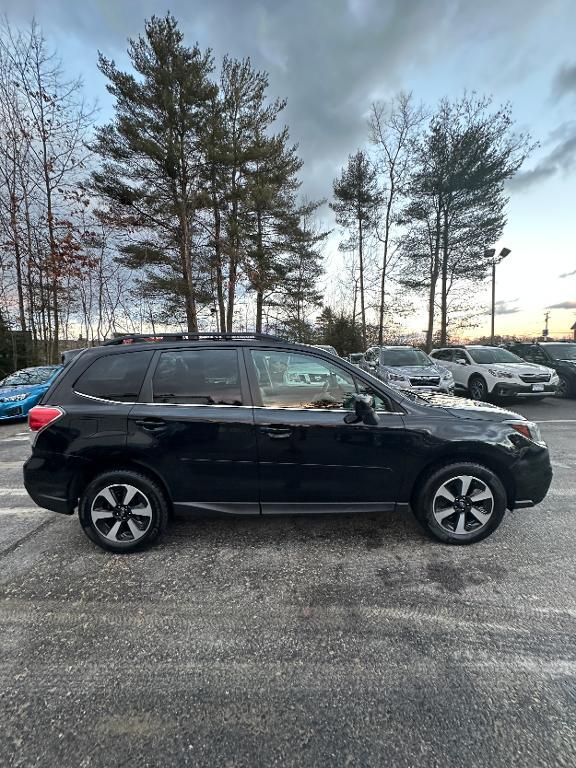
[485,247,511,345]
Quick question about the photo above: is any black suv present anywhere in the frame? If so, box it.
[24,333,552,552]
[505,342,576,398]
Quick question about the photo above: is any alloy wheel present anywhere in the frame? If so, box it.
[432,475,494,536]
[469,378,486,401]
[556,375,569,398]
[90,484,153,542]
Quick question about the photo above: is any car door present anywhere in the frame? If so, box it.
[127,346,259,515]
[246,348,406,513]
[451,349,471,388]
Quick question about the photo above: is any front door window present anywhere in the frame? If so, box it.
[251,350,389,411]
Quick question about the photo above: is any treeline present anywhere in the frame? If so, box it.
[330,94,532,350]
[0,15,326,363]
[0,13,533,366]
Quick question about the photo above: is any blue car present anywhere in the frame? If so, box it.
[0,365,62,421]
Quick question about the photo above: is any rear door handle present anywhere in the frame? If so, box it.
[262,426,293,440]
[134,417,167,431]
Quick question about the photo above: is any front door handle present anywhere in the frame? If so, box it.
[134,417,167,431]
[262,426,293,440]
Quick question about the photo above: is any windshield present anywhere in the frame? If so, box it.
[467,348,525,365]
[0,366,59,387]
[380,349,432,367]
[544,344,576,361]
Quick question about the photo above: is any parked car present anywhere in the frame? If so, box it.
[430,345,558,401]
[348,352,365,366]
[503,342,576,399]
[0,365,62,421]
[312,344,338,356]
[361,345,454,394]
[24,333,552,552]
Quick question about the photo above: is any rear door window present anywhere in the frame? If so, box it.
[75,351,153,402]
[151,349,243,405]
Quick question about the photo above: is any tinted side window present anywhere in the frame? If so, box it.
[75,351,153,402]
[152,349,242,405]
[252,350,354,409]
[523,347,548,364]
[432,350,453,361]
[251,350,390,411]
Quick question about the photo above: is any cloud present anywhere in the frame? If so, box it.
[508,128,576,191]
[547,300,576,309]
[484,300,520,315]
[0,0,553,206]
[552,62,576,100]
[560,269,576,278]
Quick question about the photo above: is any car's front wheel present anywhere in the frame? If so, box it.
[468,375,488,401]
[79,470,169,553]
[414,462,507,544]
[556,375,572,399]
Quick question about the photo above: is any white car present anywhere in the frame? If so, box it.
[430,346,559,401]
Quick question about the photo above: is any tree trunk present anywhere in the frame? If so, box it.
[7,183,27,336]
[425,208,442,353]
[255,291,264,333]
[358,216,366,347]
[378,190,394,345]
[439,208,449,346]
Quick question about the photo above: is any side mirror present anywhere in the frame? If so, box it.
[343,394,379,426]
[455,359,468,366]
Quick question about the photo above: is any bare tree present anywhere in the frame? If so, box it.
[369,92,425,344]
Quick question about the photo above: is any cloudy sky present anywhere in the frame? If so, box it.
[3,0,576,338]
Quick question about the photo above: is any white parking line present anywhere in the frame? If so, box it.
[0,506,44,516]
[0,488,29,495]
[535,419,576,423]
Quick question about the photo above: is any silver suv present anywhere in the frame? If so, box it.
[362,346,454,394]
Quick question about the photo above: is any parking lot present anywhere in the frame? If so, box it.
[1,398,575,768]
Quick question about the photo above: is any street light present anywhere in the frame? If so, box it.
[485,247,511,345]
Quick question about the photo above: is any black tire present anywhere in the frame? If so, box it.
[468,375,488,402]
[79,470,169,553]
[414,462,507,545]
[556,375,571,399]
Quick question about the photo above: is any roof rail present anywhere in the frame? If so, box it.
[102,332,285,346]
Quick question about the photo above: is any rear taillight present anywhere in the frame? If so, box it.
[28,405,64,444]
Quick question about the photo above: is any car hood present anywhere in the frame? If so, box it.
[382,364,445,377]
[411,392,523,421]
[0,384,44,400]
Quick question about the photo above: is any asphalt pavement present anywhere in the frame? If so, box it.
[0,397,575,767]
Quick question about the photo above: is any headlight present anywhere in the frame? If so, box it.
[507,421,544,444]
[386,371,407,382]
[550,372,559,383]
[1,392,28,403]
[487,368,515,379]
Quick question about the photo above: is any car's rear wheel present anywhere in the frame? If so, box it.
[79,470,169,552]
[468,375,488,402]
[414,462,507,544]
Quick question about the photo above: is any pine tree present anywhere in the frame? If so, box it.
[331,151,381,347]
[92,14,216,332]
